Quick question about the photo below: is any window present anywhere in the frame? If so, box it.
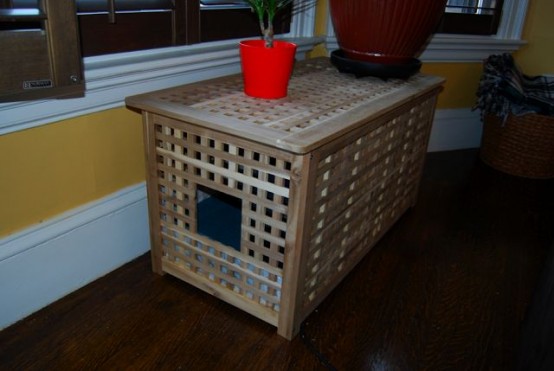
[76,0,292,56]
[199,0,291,43]
[77,0,176,56]
[437,0,504,35]
[3,0,293,56]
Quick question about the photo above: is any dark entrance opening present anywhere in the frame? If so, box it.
[197,185,242,251]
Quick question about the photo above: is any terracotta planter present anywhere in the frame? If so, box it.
[329,0,447,65]
[239,40,297,99]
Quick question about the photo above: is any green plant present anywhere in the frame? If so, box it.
[243,0,314,48]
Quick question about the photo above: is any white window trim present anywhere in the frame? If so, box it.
[325,0,528,62]
[0,7,320,135]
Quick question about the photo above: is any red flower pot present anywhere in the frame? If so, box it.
[329,0,447,65]
[239,40,297,99]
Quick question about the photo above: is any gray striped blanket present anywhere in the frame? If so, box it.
[475,54,554,121]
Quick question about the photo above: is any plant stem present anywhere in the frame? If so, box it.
[264,22,274,48]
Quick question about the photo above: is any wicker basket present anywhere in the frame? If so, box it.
[480,113,554,179]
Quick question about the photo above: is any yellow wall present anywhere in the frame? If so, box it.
[515,0,554,75]
[1,0,551,238]
[421,63,483,109]
[0,108,145,236]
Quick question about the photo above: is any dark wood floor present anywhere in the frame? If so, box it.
[1,149,553,371]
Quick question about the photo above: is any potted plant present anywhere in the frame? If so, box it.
[328,0,447,78]
[239,0,306,99]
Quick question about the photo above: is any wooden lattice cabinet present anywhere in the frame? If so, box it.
[126,58,444,339]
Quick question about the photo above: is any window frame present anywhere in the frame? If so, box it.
[325,0,528,63]
[0,4,320,135]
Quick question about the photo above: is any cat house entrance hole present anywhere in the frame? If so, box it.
[196,185,242,251]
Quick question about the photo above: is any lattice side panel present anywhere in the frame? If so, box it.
[161,223,283,313]
[152,115,294,314]
[155,125,197,236]
[302,98,436,309]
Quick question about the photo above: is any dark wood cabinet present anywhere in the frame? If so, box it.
[0,0,84,102]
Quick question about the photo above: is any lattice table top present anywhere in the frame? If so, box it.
[126,58,444,154]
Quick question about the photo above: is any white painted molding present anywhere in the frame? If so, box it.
[496,0,529,40]
[290,0,318,37]
[427,108,482,152]
[420,34,527,62]
[0,184,147,261]
[325,34,527,63]
[0,183,150,329]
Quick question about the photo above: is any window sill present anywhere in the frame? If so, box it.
[420,34,527,62]
[0,36,322,135]
[325,33,527,63]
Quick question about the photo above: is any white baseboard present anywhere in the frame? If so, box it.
[0,108,481,330]
[428,108,482,152]
[0,183,150,330]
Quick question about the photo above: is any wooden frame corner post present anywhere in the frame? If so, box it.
[142,112,165,274]
[277,153,318,339]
